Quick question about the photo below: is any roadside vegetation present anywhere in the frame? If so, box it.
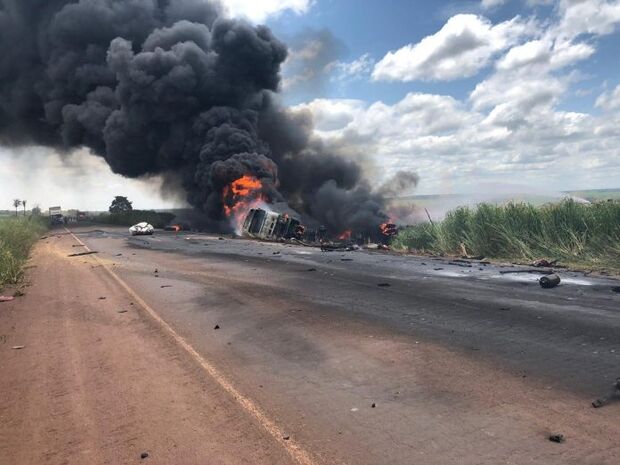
[0,216,48,286]
[392,199,620,271]
[95,195,175,229]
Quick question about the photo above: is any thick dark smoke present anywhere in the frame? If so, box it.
[0,0,390,234]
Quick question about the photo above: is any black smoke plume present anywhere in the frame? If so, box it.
[0,0,390,234]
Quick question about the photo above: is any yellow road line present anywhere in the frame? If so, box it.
[65,228,322,465]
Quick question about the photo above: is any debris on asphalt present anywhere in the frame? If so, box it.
[371,403,376,408]
[218,237,225,240]
[548,434,565,443]
[500,269,553,275]
[612,286,620,293]
[539,274,561,289]
[0,296,15,302]
[377,283,391,287]
[533,259,558,267]
[273,251,281,255]
[98,296,106,300]
[115,253,122,256]
[117,310,128,314]
[214,324,220,330]
[12,345,25,350]
[67,251,98,257]
[140,452,149,459]
[449,261,472,268]
[160,285,172,288]
[341,258,354,262]
[433,267,444,271]
[306,268,317,272]
[592,378,620,408]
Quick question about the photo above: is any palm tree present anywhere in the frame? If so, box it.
[22,199,27,216]
[12,199,21,217]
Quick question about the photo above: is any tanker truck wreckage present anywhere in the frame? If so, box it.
[222,175,398,248]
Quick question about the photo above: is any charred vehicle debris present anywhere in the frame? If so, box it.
[240,207,398,249]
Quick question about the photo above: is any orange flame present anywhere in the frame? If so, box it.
[337,229,352,241]
[222,175,268,231]
[379,222,398,237]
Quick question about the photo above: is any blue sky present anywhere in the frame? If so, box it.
[252,0,620,196]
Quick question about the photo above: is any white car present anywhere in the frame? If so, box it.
[129,222,154,236]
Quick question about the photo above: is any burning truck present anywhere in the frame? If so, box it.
[239,205,398,246]
[241,209,304,240]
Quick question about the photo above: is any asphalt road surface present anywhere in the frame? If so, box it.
[1,225,619,465]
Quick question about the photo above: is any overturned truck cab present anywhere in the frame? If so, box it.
[241,208,303,240]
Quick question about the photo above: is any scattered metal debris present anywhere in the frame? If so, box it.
[539,274,561,289]
[592,378,620,408]
[500,269,553,275]
[533,259,558,268]
[67,251,98,257]
[548,434,565,443]
[449,261,473,268]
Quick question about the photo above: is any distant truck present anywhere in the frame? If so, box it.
[49,206,64,225]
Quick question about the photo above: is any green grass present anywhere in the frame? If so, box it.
[0,216,48,287]
[392,199,620,271]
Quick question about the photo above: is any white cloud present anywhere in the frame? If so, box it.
[329,54,375,81]
[556,0,620,38]
[295,88,620,193]
[222,0,313,23]
[372,14,534,82]
[596,84,620,111]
